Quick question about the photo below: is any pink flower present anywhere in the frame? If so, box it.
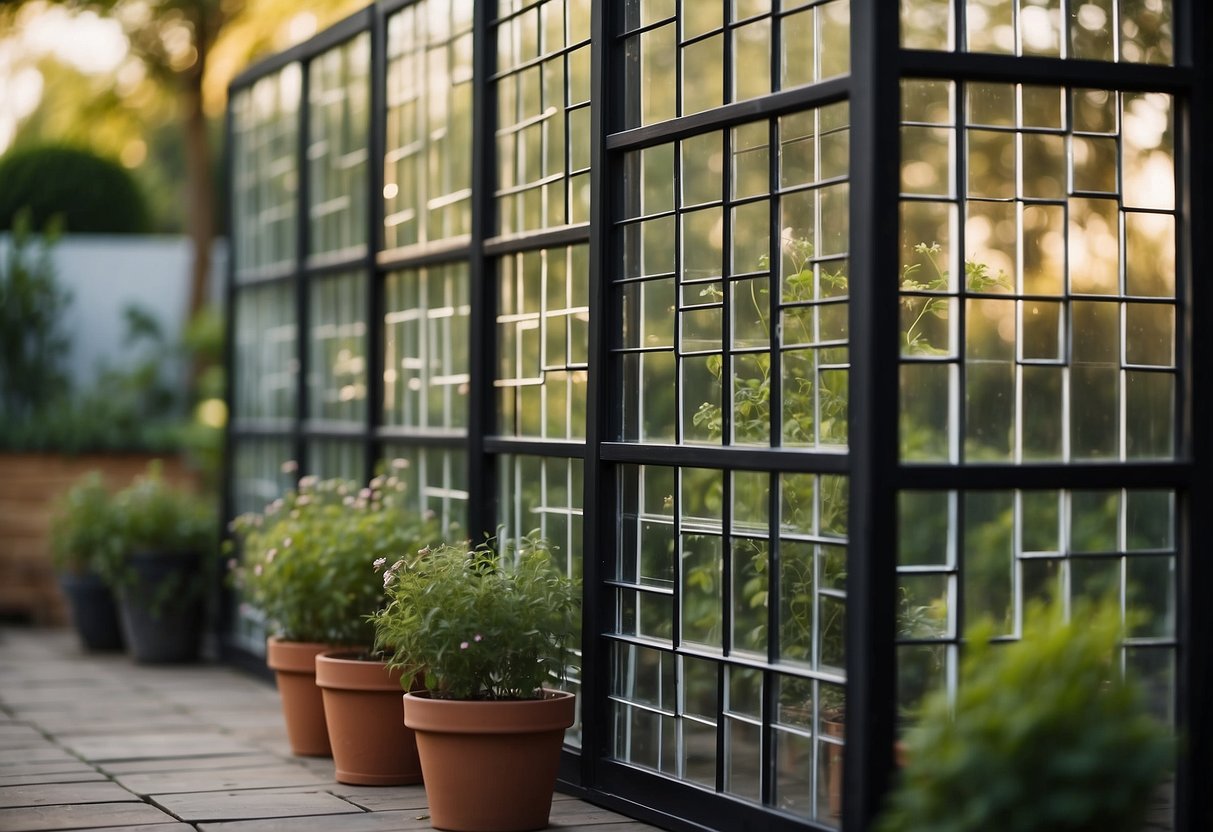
[282,537,293,548]
[473,634,482,642]
[265,549,277,563]
[281,460,299,474]
[460,641,469,650]
[253,564,263,577]
[373,557,387,570]
[226,558,238,571]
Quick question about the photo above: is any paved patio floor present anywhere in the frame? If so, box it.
[0,627,657,832]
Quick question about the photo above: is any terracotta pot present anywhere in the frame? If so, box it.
[315,651,421,785]
[266,637,333,757]
[403,690,575,832]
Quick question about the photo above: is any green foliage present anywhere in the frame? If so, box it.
[96,460,216,586]
[228,467,436,646]
[371,533,579,700]
[49,472,117,574]
[0,209,70,422]
[0,145,150,234]
[876,599,1174,832]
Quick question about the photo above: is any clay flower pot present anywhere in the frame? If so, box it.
[403,689,575,832]
[266,637,333,757]
[315,651,422,785]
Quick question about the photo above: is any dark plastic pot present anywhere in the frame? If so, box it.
[115,550,204,663]
[58,571,124,651]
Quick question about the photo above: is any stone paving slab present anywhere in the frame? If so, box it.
[116,764,332,797]
[197,809,434,832]
[0,761,96,778]
[0,770,108,788]
[151,790,364,823]
[335,785,428,812]
[98,755,287,776]
[0,781,139,809]
[58,732,261,763]
[0,800,181,831]
[0,747,83,767]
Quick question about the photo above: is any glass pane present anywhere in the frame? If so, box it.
[307,273,367,424]
[233,283,297,421]
[309,34,370,257]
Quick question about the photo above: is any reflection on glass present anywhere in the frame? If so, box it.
[901,81,1176,464]
[307,273,367,424]
[309,35,370,257]
[234,283,297,421]
[232,66,301,278]
[384,0,474,250]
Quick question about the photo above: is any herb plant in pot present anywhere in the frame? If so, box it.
[372,534,579,832]
[50,472,124,651]
[230,466,434,775]
[97,461,214,663]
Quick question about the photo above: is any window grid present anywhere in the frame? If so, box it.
[610,464,848,826]
[620,0,851,130]
[384,0,475,251]
[383,263,471,432]
[234,282,298,422]
[899,0,1174,64]
[899,80,1177,465]
[381,443,469,536]
[615,103,851,451]
[232,66,301,280]
[895,487,1177,728]
[307,272,369,425]
[495,244,590,440]
[493,0,592,234]
[308,32,371,259]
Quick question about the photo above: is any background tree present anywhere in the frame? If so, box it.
[1,0,365,316]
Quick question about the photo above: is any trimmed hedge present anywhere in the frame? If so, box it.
[0,145,150,234]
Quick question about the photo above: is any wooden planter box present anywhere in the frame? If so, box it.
[0,453,196,626]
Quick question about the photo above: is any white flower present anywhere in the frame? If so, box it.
[282,537,292,548]
[253,564,263,577]
[299,475,319,491]
[391,458,409,471]
[373,557,387,570]
[383,571,395,587]
[281,460,299,474]
[265,549,277,563]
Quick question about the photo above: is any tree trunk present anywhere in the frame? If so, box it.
[181,50,213,321]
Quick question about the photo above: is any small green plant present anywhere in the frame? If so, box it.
[371,533,579,700]
[94,461,216,614]
[48,472,117,575]
[228,464,435,646]
[876,599,1174,832]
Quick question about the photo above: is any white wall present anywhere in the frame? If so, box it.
[1,234,227,392]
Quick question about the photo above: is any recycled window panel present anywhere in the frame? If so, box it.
[233,282,297,422]
[305,439,366,483]
[494,0,592,234]
[896,487,1178,731]
[383,263,470,432]
[384,0,474,252]
[615,104,850,450]
[900,0,1173,65]
[307,272,368,425]
[621,0,851,130]
[496,245,589,440]
[231,65,301,280]
[380,444,468,536]
[230,438,297,517]
[610,464,847,825]
[308,34,370,259]
[899,80,1177,464]
[497,453,585,747]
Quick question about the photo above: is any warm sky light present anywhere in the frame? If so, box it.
[0,6,129,151]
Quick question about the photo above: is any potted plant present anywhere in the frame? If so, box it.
[96,460,214,663]
[371,533,579,832]
[228,463,434,767]
[49,472,124,651]
[875,599,1174,832]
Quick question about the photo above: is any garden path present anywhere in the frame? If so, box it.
[0,628,658,832]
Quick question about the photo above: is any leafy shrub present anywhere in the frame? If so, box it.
[0,145,150,234]
[96,461,215,585]
[228,466,435,646]
[49,472,117,574]
[371,533,579,700]
[876,599,1174,832]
